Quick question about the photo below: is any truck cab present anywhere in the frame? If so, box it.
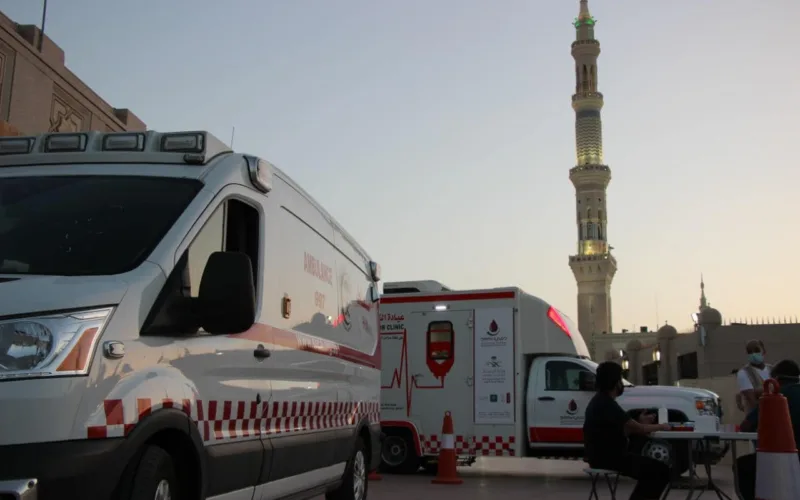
[525,355,725,472]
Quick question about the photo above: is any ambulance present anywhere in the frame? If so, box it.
[377,281,726,475]
[0,130,382,500]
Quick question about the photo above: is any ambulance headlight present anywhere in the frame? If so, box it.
[0,307,113,379]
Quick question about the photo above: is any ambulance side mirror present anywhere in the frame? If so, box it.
[579,371,596,392]
[197,251,256,334]
[369,284,380,303]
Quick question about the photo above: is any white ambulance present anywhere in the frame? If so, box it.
[377,281,725,475]
[0,130,382,500]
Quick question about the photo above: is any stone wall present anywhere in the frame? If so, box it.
[0,11,145,136]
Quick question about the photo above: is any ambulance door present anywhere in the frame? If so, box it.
[407,310,473,455]
[529,358,593,444]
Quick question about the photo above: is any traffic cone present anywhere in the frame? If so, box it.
[755,378,800,499]
[431,411,463,485]
[368,471,382,481]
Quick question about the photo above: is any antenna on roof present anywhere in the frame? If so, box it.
[230,126,236,149]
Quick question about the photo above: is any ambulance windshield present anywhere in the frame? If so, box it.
[0,175,202,276]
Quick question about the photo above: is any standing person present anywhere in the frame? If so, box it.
[584,361,672,500]
[736,359,800,500]
[735,340,772,414]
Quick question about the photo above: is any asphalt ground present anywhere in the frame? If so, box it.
[351,457,739,499]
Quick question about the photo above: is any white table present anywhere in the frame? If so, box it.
[651,431,757,500]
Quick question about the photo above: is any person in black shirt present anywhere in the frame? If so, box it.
[584,361,672,500]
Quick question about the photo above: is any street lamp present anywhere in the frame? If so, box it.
[653,345,661,363]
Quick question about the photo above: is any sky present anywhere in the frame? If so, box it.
[3,0,799,332]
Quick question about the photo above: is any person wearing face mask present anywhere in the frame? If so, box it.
[735,340,772,414]
[583,362,672,500]
[735,359,800,500]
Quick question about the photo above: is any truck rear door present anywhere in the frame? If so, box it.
[407,309,473,456]
[527,356,594,445]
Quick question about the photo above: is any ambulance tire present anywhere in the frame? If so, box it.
[379,430,420,474]
[327,437,369,500]
[119,444,181,500]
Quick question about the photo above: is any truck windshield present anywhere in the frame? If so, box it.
[584,360,634,386]
[0,175,202,276]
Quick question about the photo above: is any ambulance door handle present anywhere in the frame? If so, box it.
[538,396,555,402]
[254,345,271,360]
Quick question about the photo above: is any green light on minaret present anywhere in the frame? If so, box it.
[573,17,596,28]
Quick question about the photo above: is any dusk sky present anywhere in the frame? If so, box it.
[4,0,798,332]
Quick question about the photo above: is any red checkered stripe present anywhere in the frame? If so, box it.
[474,435,516,456]
[420,435,515,457]
[87,399,380,442]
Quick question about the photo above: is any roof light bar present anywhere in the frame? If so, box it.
[45,133,88,153]
[102,133,145,152]
[161,132,205,153]
[547,306,572,338]
[0,137,34,155]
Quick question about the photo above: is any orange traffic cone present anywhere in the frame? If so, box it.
[368,471,382,481]
[755,378,800,499]
[431,411,463,485]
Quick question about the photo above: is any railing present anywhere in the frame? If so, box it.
[572,92,603,101]
[572,39,600,48]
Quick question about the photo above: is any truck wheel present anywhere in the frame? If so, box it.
[327,437,369,500]
[120,445,180,500]
[380,431,419,474]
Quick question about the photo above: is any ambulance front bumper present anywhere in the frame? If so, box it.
[0,437,125,500]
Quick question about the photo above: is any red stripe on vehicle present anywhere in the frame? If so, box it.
[379,291,516,304]
[528,427,584,443]
[230,323,380,369]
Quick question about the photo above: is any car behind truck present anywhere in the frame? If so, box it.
[377,281,725,476]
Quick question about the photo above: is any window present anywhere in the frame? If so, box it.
[597,224,604,241]
[587,222,595,239]
[678,352,699,379]
[587,208,592,219]
[642,362,659,386]
[427,321,454,361]
[545,360,592,391]
[143,198,260,336]
[0,176,202,276]
[598,209,603,221]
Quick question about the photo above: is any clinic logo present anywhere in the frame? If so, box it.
[486,356,501,368]
[487,320,500,336]
[566,399,579,415]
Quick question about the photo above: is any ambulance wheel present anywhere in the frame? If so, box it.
[120,444,180,500]
[327,437,368,500]
[379,430,419,474]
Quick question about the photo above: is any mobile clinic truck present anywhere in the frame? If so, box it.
[0,130,382,500]
[377,281,725,475]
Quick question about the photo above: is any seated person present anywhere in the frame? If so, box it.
[736,359,800,500]
[583,361,672,500]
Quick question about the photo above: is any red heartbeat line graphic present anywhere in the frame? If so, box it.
[380,329,446,417]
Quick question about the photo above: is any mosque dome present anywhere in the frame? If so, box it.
[626,339,642,351]
[657,323,678,339]
[699,307,723,326]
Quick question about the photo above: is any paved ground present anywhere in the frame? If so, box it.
[362,458,739,499]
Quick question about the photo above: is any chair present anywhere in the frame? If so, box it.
[584,468,620,500]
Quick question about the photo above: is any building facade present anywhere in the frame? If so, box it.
[0,11,145,136]
[591,280,800,387]
[568,0,617,338]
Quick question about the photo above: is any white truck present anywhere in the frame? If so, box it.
[377,281,726,476]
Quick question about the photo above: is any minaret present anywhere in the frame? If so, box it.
[568,0,617,337]
[699,274,708,311]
